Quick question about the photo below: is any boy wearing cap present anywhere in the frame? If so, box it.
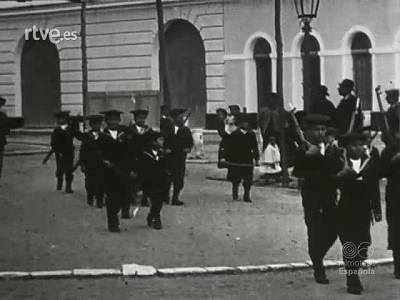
[138,131,168,229]
[219,113,259,202]
[79,115,105,208]
[380,132,400,279]
[293,114,342,285]
[164,108,193,205]
[44,111,76,193]
[336,132,382,294]
[129,109,153,207]
[99,110,134,232]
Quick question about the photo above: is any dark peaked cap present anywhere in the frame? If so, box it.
[100,110,123,117]
[87,114,104,122]
[339,132,367,147]
[130,109,149,117]
[303,114,331,125]
[54,111,70,118]
[170,108,187,118]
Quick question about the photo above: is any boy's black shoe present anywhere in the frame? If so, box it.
[65,185,73,194]
[108,226,121,233]
[346,274,363,295]
[313,263,329,284]
[172,200,184,206]
[153,219,162,230]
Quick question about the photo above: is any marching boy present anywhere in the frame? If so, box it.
[380,132,400,279]
[43,111,78,193]
[219,113,259,203]
[138,131,168,230]
[79,115,105,208]
[336,133,382,295]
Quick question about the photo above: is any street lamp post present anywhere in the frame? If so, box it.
[293,0,320,113]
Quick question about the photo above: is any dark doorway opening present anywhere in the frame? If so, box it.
[164,19,207,128]
[21,31,61,127]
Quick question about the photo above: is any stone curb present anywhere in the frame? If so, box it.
[0,258,394,281]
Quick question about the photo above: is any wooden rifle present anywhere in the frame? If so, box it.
[375,85,396,146]
[288,103,311,151]
[347,96,361,133]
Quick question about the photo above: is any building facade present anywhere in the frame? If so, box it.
[0,0,400,128]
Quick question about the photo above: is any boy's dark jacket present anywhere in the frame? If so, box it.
[219,129,260,165]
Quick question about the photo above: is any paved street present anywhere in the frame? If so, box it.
[0,153,392,270]
[0,266,399,299]
[0,153,396,298]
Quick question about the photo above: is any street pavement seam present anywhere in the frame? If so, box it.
[0,258,393,281]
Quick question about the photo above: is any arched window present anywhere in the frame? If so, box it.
[301,34,320,112]
[351,32,372,110]
[253,38,272,111]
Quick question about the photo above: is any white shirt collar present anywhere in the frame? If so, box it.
[60,124,68,130]
[240,129,248,134]
[109,129,118,140]
[136,125,144,134]
[174,126,179,134]
[350,158,362,174]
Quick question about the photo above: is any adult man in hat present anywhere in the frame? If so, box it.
[336,132,381,294]
[293,114,342,284]
[79,114,105,208]
[43,111,77,193]
[99,110,134,232]
[0,97,9,179]
[164,108,193,205]
[335,79,362,134]
[129,109,153,207]
[220,113,259,202]
[385,87,400,134]
[137,131,168,229]
[310,85,336,121]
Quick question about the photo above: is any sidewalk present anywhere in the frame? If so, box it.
[0,265,399,299]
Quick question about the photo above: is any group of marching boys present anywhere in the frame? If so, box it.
[214,79,400,295]
[43,107,193,232]
[40,77,400,295]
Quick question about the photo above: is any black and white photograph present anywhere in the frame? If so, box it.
[0,0,400,299]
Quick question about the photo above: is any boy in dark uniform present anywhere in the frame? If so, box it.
[79,115,105,208]
[44,111,76,193]
[164,108,193,205]
[219,113,260,202]
[380,132,400,279]
[336,133,382,295]
[293,114,342,284]
[138,131,168,229]
[129,109,153,207]
[99,110,134,232]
